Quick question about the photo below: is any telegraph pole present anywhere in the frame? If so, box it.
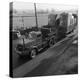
[34,3,38,29]
[22,16,24,28]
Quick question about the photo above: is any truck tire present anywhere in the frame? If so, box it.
[30,49,37,59]
[49,39,54,47]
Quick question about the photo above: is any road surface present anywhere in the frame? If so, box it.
[12,39,52,69]
[13,34,78,77]
[12,33,74,69]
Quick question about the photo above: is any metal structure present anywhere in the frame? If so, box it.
[34,3,38,28]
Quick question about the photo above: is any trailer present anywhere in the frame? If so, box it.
[47,12,77,41]
[48,12,77,34]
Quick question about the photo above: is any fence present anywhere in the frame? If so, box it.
[13,14,48,30]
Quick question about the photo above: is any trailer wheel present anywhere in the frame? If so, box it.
[30,49,37,59]
[49,39,54,47]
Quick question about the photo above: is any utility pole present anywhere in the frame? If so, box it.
[34,3,38,29]
[22,16,24,28]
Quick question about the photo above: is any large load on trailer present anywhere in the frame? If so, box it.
[48,12,76,34]
[48,13,57,27]
[47,12,76,41]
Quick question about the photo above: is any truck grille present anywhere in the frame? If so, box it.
[17,44,23,51]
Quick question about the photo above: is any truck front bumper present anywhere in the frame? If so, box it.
[15,48,30,56]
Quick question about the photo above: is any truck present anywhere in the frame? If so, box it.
[15,11,77,59]
[15,28,55,59]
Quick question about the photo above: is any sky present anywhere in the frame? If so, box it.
[13,2,78,11]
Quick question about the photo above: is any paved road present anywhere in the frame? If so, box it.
[25,38,78,77]
[12,26,78,70]
[12,34,74,70]
[12,39,52,69]
[13,34,77,77]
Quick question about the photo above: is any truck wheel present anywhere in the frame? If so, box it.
[30,49,37,59]
[49,39,54,47]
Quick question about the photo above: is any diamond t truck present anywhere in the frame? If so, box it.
[15,28,55,59]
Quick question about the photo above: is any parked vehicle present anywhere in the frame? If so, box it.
[15,28,55,59]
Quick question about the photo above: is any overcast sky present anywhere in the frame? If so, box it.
[13,2,78,11]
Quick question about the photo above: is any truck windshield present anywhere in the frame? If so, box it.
[28,32,41,39]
